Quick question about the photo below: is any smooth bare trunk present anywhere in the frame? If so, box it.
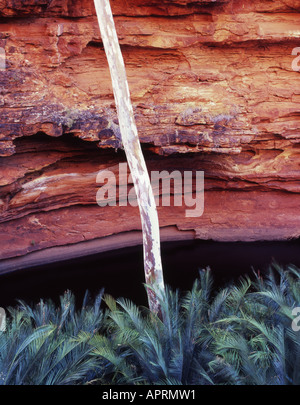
[93,0,165,314]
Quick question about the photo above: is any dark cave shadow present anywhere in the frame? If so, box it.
[0,239,299,309]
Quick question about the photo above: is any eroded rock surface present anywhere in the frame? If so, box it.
[0,0,299,264]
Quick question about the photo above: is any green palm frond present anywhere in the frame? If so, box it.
[1,263,300,385]
[0,290,106,385]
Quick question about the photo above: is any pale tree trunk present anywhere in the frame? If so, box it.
[93,0,165,315]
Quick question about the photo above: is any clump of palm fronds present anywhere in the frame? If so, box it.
[207,263,300,385]
[1,263,300,385]
[87,269,239,385]
[86,264,300,385]
[0,290,106,385]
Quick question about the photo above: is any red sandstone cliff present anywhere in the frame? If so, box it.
[0,0,299,268]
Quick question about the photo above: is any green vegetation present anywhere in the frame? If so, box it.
[0,290,105,385]
[0,263,300,385]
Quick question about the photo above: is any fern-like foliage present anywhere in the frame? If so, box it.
[0,290,107,385]
[87,264,300,385]
[1,263,300,385]
[88,269,239,385]
[206,263,300,385]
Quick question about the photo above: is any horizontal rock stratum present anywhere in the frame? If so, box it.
[0,0,299,267]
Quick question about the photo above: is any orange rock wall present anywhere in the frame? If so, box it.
[0,0,300,263]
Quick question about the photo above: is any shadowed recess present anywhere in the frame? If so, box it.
[0,239,299,309]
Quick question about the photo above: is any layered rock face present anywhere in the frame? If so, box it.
[0,0,299,266]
